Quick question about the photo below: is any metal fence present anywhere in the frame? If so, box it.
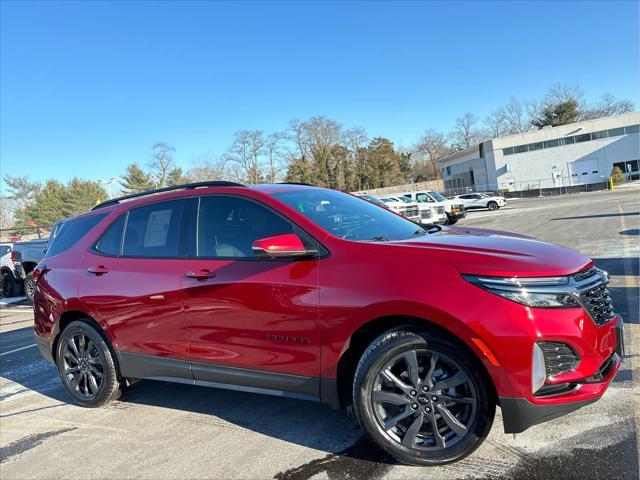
[440,176,633,199]
[0,225,52,243]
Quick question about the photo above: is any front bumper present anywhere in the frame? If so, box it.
[500,321,623,433]
[447,208,466,220]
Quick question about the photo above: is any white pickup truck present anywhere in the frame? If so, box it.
[401,190,466,225]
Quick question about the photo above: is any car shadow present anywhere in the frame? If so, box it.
[592,257,639,324]
[551,212,639,221]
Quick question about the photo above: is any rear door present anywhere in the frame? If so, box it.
[181,194,321,395]
[78,199,190,374]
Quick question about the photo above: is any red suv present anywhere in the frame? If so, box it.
[33,182,623,465]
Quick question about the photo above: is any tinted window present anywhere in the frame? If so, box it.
[543,139,560,148]
[529,142,543,151]
[272,190,425,242]
[608,127,625,137]
[0,246,10,256]
[123,200,185,258]
[561,136,575,145]
[46,214,107,258]
[625,125,640,134]
[197,196,304,258]
[592,130,608,140]
[513,144,528,153]
[575,134,591,143]
[503,147,514,155]
[94,215,126,256]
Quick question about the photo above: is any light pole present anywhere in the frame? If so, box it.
[99,177,117,199]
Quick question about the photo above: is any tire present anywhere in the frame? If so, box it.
[0,271,15,298]
[24,272,35,301]
[487,201,498,211]
[352,329,495,466]
[445,214,458,225]
[55,320,122,407]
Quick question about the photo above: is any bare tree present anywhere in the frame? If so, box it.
[223,130,265,184]
[414,129,449,180]
[583,93,634,119]
[0,196,16,231]
[485,97,530,138]
[343,127,368,189]
[185,154,229,182]
[450,113,487,150]
[265,132,285,183]
[148,143,177,188]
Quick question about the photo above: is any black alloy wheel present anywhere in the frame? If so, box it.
[56,320,122,407]
[353,330,494,466]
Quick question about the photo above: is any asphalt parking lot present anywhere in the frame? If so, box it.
[1,187,638,480]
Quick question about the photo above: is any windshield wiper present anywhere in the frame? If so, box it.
[410,229,427,238]
[367,235,388,241]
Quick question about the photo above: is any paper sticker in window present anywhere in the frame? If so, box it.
[144,209,173,247]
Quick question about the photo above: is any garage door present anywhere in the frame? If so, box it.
[569,158,601,185]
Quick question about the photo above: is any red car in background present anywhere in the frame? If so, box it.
[33,182,623,466]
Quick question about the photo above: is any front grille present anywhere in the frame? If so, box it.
[582,283,615,326]
[404,207,419,218]
[573,266,598,282]
[538,342,579,376]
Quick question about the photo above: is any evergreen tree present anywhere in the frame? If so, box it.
[531,99,581,129]
[24,180,67,226]
[65,178,107,215]
[121,163,154,194]
[167,167,187,186]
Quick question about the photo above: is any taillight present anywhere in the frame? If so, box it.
[32,263,47,283]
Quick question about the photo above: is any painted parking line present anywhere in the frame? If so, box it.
[0,344,37,356]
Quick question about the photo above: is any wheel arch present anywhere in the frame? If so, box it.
[22,261,38,275]
[52,310,122,378]
[329,314,498,410]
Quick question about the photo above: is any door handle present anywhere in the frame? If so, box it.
[88,265,109,275]
[185,269,216,280]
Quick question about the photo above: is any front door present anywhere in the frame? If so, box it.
[78,199,190,376]
[181,195,321,397]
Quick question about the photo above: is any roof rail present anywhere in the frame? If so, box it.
[92,181,245,210]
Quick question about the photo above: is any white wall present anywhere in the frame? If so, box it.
[492,133,639,189]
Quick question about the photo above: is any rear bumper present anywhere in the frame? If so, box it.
[35,334,54,364]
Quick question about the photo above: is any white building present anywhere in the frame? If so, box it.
[437,112,640,194]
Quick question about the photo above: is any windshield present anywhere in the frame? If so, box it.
[396,196,412,203]
[428,191,447,202]
[272,189,426,241]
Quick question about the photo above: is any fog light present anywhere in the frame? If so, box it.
[532,343,546,393]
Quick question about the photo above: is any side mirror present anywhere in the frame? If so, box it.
[252,234,317,259]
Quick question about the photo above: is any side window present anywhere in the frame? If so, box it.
[197,196,302,258]
[46,214,107,258]
[416,193,431,203]
[122,200,186,258]
[94,215,126,256]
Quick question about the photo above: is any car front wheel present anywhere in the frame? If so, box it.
[353,330,494,466]
[487,201,498,211]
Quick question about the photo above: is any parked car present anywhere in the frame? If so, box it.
[377,196,422,223]
[33,182,622,466]
[402,190,465,225]
[13,236,51,301]
[453,193,506,211]
[355,193,390,209]
[0,242,18,297]
[379,195,446,225]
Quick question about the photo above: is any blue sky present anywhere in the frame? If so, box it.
[1,0,638,186]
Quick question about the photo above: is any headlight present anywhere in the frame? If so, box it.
[462,275,581,308]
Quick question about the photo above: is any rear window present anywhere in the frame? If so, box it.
[46,214,107,258]
[122,200,186,258]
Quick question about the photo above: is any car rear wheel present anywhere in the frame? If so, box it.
[353,330,494,466]
[56,320,122,407]
[487,201,498,211]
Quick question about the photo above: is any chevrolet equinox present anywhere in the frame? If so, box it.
[33,181,623,466]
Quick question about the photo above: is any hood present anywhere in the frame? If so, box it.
[362,226,591,277]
